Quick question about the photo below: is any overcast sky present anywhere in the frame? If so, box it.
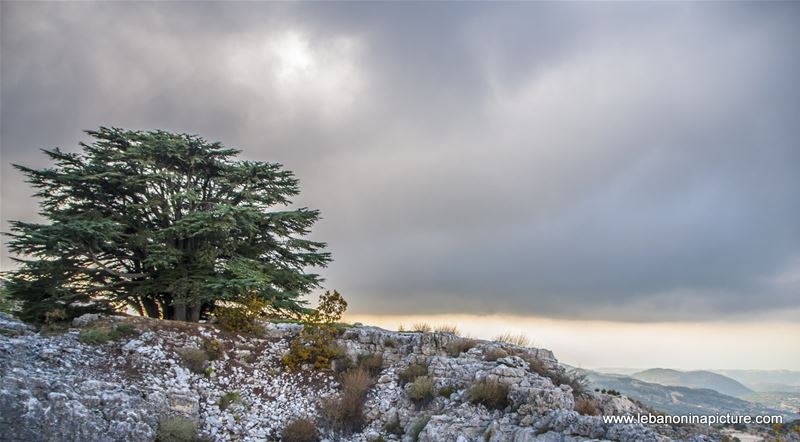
[2,1,799,324]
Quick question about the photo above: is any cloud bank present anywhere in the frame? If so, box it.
[2,2,799,321]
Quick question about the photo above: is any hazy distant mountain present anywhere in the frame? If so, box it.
[632,368,752,398]
[742,391,800,414]
[584,370,794,419]
[713,370,800,392]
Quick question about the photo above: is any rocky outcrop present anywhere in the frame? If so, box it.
[0,313,721,441]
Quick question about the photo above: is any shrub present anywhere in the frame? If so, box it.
[109,323,138,340]
[203,339,225,360]
[78,327,111,345]
[433,324,460,335]
[411,322,431,333]
[319,367,373,435]
[447,338,477,357]
[468,379,509,410]
[384,413,403,436]
[383,337,398,348]
[575,398,600,416]
[218,391,241,410]
[281,416,318,442]
[398,362,429,385]
[357,353,384,376]
[215,295,267,334]
[319,393,364,435]
[156,415,200,442]
[438,385,456,398]
[408,376,435,408]
[493,333,530,347]
[342,368,373,398]
[44,308,67,324]
[484,347,508,362]
[409,414,430,442]
[284,291,348,370]
[179,348,209,374]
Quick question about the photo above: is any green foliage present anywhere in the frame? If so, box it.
[438,385,456,398]
[281,417,319,442]
[218,391,241,410]
[110,323,138,339]
[0,284,19,314]
[356,353,384,376]
[446,338,477,357]
[408,376,435,408]
[214,295,266,334]
[156,415,201,442]
[468,379,509,410]
[5,128,331,323]
[398,362,429,386]
[409,414,431,442]
[203,339,224,360]
[384,413,403,436]
[383,337,398,348]
[79,327,112,345]
[283,291,347,370]
[178,348,209,374]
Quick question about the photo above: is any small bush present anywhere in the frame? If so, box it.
[357,353,384,376]
[575,398,600,416]
[179,348,209,374]
[157,415,200,442]
[383,337,398,348]
[342,368,373,398]
[109,323,138,340]
[218,391,241,410]
[203,339,225,360]
[384,413,403,436]
[281,416,318,442]
[447,338,477,357]
[469,379,509,410]
[484,347,508,362]
[493,332,530,347]
[433,324,460,335]
[411,322,431,333]
[398,362,429,385]
[438,385,456,398]
[214,295,267,334]
[408,376,435,408]
[409,414,430,442]
[284,291,348,371]
[79,327,111,345]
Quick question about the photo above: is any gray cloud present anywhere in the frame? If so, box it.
[2,1,799,321]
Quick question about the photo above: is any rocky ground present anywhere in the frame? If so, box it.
[0,312,725,441]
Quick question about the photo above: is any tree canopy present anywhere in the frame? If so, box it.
[5,127,331,322]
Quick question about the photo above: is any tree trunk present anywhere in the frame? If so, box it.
[172,303,187,321]
[142,298,161,318]
[187,305,201,322]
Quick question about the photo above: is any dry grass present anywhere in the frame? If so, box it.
[575,398,600,416]
[398,362,429,385]
[342,367,373,398]
[178,348,209,374]
[493,332,531,347]
[411,322,432,333]
[433,324,460,335]
[356,353,384,376]
[468,379,509,410]
[446,338,477,357]
[483,347,509,362]
[281,416,319,442]
[408,376,435,408]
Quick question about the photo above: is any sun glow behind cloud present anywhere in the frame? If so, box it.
[227,30,364,122]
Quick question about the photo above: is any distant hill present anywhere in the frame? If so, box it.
[713,370,800,392]
[632,368,752,398]
[584,370,795,419]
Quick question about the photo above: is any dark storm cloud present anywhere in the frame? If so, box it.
[2,1,799,321]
